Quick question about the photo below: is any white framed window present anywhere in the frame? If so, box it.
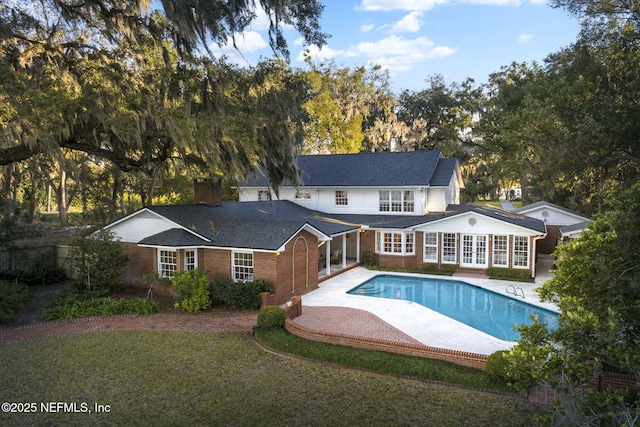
[513,236,529,268]
[442,233,457,264]
[158,249,177,278]
[379,191,390,212]
[184,249,197,271]
[232,251,254,281]
[403,190,414,212]
[335,190,348,206]
[375,231,415,255]
[423,232,438,262]
[405,232,414,254]
[379,190,415,213]
[258,190,271,201]
[391,190,402,212]
[492,235,509,267]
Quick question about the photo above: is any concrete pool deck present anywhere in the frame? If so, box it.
[294,259,559,356]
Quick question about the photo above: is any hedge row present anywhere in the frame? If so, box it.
[486,267,533,282]
[41,296,158,321]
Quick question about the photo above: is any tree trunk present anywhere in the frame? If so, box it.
[521,174,529,206]
[146,167,160,207]
[2,164,15,221]
[58,169,67,224]
[28,174,39,223]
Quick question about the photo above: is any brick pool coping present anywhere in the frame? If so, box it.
[285,303,489,371]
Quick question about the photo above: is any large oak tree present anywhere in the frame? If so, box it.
[0,0,326,197]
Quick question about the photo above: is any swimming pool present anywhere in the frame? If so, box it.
[347,275,559,342]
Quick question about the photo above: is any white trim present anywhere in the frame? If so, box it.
[157,248,177,279]
[441,232,457,264]
[512,235,530,269]
[232,250,254,281]
[103,207,212,242]
[423,231,438,263]
[459,234,488,268]
[515,203,591,222]
[412,210,547,235]
[277,223,333,250]
[491,235,509,268]
[184,248,197,271]
[375,230,415,256]
[139,244,278,254]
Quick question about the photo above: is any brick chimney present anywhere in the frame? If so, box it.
[194,178,222,205]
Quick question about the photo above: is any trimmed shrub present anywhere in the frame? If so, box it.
[0,280,30,324]
[439,264,456,274]
[41,296,159,321]
[422,263,456,275]
[485,350,511,382]
[486,267,532,282]
[209,278,271,310]
[256,305,286,330]
[172,270,211,313]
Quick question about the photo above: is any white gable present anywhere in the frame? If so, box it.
[414,211,545,237]
[518,204,590,226]
[105,209,180,243]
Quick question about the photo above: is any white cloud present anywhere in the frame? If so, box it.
[388,11,424,33]
[358,0,525,9]
[358,0,449,11]
[518,32,534,43]
[247,5,294,31]
[349,35,456,73]
[296,44,348,62]
[293,34,455,75]
[360,23,375,32]
[230,31,269,52]
[464,0,522,5]
[207,31,269,64]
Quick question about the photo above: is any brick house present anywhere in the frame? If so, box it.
[104,150,548,304]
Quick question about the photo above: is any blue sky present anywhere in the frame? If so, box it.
[209,0,582,93]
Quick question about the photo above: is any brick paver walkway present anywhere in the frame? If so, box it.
[291,306,423,346]
[0,312,258,345]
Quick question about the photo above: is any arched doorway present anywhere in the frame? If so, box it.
[291,236,309,295]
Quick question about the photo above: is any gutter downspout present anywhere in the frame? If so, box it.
[531,230,547,278]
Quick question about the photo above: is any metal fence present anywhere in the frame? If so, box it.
[0,246,57,272]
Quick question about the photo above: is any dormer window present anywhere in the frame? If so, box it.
[257,190,271,201]
[379,190,414,213]
[335,190,348,206]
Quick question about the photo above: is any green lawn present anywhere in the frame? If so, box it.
[473,200,523,209]
[0,330,548,426]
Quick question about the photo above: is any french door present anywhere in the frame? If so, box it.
[460,234,488,268]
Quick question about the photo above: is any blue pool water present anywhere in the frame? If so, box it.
[347,275,559,342]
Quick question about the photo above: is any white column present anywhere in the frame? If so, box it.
[342,234,347,268]
[325,241,331,276]
[356,231,361,263]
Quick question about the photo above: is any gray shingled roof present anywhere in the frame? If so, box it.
[244,150,457,188]
[136,200,545,250]
[560,220,592,236]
